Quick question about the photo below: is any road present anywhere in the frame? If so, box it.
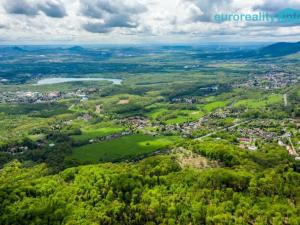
[284,94,288,107]
[195,120,251,140]
[287,137,299,157]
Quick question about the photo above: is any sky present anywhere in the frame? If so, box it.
[0,0,299,44]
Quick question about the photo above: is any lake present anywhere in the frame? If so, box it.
[35,77,123,85]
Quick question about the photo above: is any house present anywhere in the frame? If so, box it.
[239,138,251,144]
[248,145,258,151]
[48,91,61,98]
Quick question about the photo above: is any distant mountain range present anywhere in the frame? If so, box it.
[0,42,299,59]
[194,41,300,59]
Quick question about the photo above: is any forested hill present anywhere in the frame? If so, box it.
[194,41,300,59]
[258,42,300,57]
[1,141,300,225]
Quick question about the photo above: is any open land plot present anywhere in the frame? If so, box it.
[71,134,180,163]
[146,103,205,124]
[71,122,125,142]
[233,94,283,109]
[201,100,230,112]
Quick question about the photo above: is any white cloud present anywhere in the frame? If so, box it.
[0,0,299,43]
[79,0,146,33]
[3,0,67,18]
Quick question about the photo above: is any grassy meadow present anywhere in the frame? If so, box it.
[70,134,180,163]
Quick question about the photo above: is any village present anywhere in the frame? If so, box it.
[233,70,299,90]
[3,99,300,161]
[1,67,300,162]
[0,87,100,103]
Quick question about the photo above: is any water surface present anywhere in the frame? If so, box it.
[36,77,122,85]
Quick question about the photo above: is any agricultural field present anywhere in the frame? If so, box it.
[71,122,125,142]
[70,134,180,163]
[147,107,204,124]
[202,100,230,112]
[234,94,283,109]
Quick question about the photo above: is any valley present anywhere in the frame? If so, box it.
[0,43,300,224]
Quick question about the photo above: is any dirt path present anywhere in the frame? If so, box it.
[95,105,101,114]
[288,137,298,156]
[284,94,288,107]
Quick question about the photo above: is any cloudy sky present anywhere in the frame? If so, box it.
[0,0,299,44]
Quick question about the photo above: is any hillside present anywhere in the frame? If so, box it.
[1,145,300,224]
[194,41,300,59]
[258,42,300,57]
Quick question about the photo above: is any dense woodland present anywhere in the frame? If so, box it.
[1,143,300,225]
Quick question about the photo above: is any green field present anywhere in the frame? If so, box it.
[71,134,180,163]
[165,110,204,124]
[147,104,204,124]
[71,122,124,142]
[202,101,229,112]
[234,94,282,109]
[71,127,124,141]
